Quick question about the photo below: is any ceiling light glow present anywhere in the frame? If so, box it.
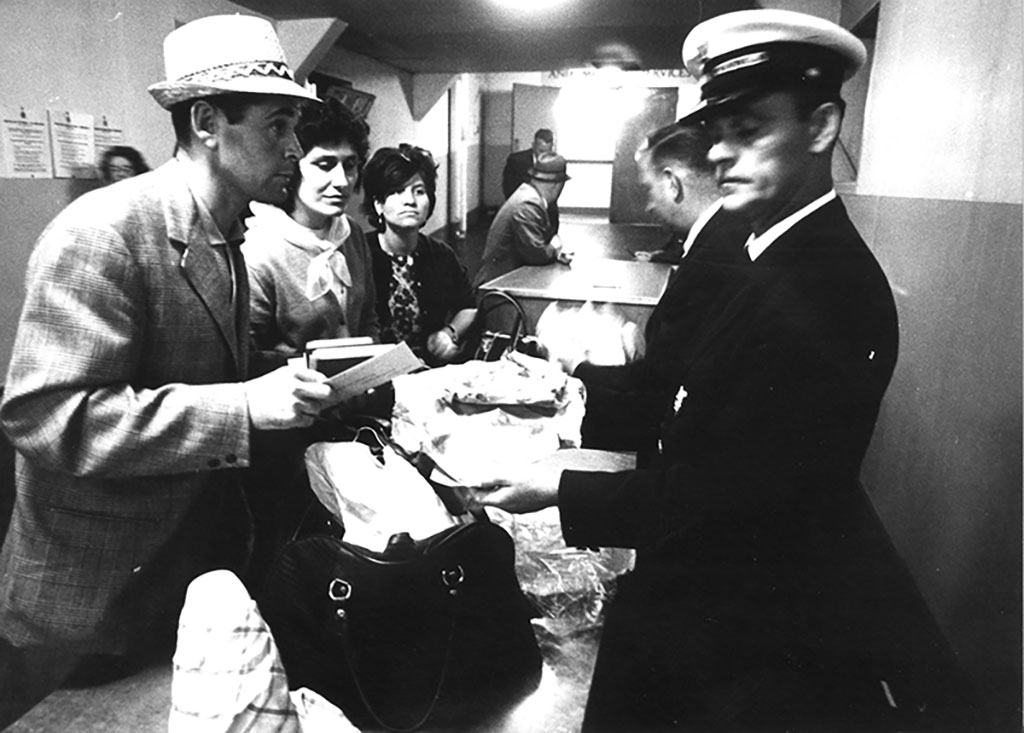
[491,0,570,11]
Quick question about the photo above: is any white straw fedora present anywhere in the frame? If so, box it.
[148,15,320,109]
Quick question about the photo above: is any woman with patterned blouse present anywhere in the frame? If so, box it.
[363,145,476,365]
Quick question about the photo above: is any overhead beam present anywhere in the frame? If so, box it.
[276,17,348,83]
[411,73,456,121]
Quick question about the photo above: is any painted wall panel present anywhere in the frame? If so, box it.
[849,193,1022,727]
[858,0,1022,203]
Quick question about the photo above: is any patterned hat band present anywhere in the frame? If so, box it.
[177,59,295,85]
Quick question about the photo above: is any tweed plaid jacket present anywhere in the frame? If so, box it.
[0,160,253,653]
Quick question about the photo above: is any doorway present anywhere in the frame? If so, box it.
[512,82,678,218]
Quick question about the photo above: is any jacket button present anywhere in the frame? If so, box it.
[207,458,221,468]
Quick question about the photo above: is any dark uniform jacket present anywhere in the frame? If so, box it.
[575,206,749,457]
[564,199,978,731]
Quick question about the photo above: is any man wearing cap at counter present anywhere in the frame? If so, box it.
[562,121,746,458]
[473,152,573,287]
[0,15,334,726]
[473,9,984,731]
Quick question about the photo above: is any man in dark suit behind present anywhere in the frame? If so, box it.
[501,127,553,198]
[473,9,986,732]
[502,127,559,232]
[558,121,740,457]
[0,15,335,727]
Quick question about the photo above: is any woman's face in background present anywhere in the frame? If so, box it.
[107,156,137,182]
[377,173,431,232]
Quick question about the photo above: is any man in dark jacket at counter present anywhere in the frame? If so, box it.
[473,152,573,287]
[502,128,560,236]
[472,9,981,732]
[0,15,334,727]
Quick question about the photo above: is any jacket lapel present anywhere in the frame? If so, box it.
[179,243,240,365]
[164,165,244,375]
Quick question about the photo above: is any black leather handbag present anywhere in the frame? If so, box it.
[257,521,543,732]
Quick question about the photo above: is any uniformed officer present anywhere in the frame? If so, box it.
[473,9,988,732]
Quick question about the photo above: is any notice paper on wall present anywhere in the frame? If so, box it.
[0,106,52,178]
[48,109,95,179]
[94,114,125,158]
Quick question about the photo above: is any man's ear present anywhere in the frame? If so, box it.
[191,100,220,150]
[808,101,842,154]
[665,169,684,203]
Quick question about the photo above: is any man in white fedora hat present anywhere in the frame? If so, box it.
[0,15,334,725]
[472,9,986,731]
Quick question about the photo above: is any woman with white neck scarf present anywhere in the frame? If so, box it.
[243,97,378,376]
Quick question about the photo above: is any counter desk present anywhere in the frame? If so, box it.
[477,259,674,335]
[11,449,638,733]
[10,650,599,732]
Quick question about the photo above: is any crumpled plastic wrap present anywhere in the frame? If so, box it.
[391,354,634,641]
[391,352,586,485]
[489,507,634,634]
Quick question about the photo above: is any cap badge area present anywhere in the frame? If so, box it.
[707,51,770,79]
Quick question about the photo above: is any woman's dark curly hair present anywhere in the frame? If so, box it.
[98,145,149,182]
[282,96,371,212]
[361,144,438,232]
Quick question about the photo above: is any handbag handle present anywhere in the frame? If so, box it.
[474,290,528,354]
[283,422,396,546]
[327,570,462,732]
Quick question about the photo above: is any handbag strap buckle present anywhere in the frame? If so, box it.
[441,565,464,594]
[328,578,352,601]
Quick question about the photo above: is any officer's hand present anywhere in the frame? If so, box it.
[467,465,563,514]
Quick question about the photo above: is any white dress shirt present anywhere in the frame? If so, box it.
[680,199,725,259]
[745,189,837,261]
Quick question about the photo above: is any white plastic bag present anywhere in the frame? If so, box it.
[535,300,645,368]
[304,438,458,552]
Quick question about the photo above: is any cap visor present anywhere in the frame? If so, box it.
[677,88,767,124]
